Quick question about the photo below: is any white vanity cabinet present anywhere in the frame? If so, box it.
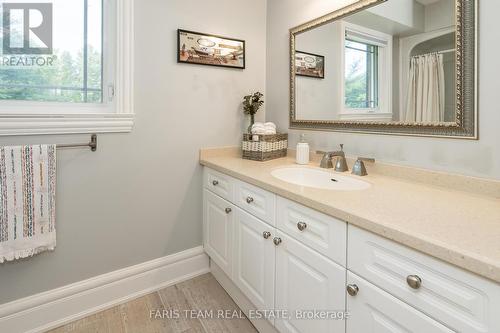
[203,168,347,332]
[202,167,500,333]
[275,230,346,333]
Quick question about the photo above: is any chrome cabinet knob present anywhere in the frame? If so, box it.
[346,284,359,296]
[297,221,307,231]
[407,275,422,289]
[225,207,232,214]
[263,231,271,239]
[212,180,219,186]
[246,196,254,204]
[273,237,282,246]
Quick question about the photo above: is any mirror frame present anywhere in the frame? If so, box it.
[289,0,477,139]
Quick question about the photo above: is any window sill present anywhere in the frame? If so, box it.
[0,113,134,136]
[339,112,393,122]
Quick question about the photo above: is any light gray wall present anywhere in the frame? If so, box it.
[368,0,424,31]
[425,0,455,32]
[0,0,266,304]
[267,0,500,180]
[296,22,342,120]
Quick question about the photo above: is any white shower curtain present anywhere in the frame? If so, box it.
[404,53,445,123]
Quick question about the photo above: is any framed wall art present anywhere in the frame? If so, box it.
[178,29,245,69]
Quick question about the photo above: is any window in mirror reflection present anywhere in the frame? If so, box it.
[344,39,379,109]
[340,25,391,120]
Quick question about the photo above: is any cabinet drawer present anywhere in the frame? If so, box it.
[348,225,500,333]
[346,271,453,333]
[234,180,276,225]
[203,168,235,202]
[277,197,346,266]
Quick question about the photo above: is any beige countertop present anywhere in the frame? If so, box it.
[200,148,500,283]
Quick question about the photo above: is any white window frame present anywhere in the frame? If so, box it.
[340,22,392,120]
[0,0,134,136]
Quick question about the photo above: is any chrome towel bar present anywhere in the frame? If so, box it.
[57,134,97,152]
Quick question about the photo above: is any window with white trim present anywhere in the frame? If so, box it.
[345,39,379,109]
[0,0,133,136]
[341,23,391,120]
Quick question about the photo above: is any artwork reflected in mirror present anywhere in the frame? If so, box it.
[290,0,476,138]
[295,51,325,79]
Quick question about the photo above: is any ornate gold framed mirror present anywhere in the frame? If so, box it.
[290,0,477,138]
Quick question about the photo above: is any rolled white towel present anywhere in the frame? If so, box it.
[252,122,275,129]
[251,125,266,130]
[250,122,277,135]
[252,128,276,135]
[251,128,266,135]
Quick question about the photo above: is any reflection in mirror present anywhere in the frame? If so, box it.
[294,0,456,124]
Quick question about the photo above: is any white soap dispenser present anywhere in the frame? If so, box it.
[296,134,310,165]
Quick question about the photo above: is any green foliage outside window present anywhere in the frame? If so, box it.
[344,39,378,109]
[0,46,102,103]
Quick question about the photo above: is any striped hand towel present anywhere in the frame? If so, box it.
[0,145,57,263]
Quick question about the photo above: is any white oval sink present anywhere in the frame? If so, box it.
[271,167,370,191]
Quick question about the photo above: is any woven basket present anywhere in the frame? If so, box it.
[242,133,288,161]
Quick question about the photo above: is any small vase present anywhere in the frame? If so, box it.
[247,114,255,134]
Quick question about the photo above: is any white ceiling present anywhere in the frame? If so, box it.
[415,0,442,5]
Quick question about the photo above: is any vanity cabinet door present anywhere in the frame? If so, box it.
[233,209,276,321]
[203,189,234,278]
[346,271,454,333]
[275,231,346,333]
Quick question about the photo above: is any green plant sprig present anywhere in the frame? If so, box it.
[243,92,264,116]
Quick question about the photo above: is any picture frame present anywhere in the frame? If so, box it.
[295,51,325,79]
[177,29,246,69]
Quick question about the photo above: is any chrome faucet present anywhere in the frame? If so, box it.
[352,157,375,176]
[319,144,349,172]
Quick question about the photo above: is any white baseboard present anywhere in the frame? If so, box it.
[0,246,209,333]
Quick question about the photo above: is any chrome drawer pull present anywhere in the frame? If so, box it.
[225,208,232,214]
[263,231,271,239]
[297,221,307,231]
[273,237,282,246]
[212,180,219,186]
[407,275,422,289]
[346,284,359,296]
[246,196,254,204]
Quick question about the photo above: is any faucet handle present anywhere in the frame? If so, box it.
[319,151,334,169]
[340,144,344,151]
[352,157,374,176]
